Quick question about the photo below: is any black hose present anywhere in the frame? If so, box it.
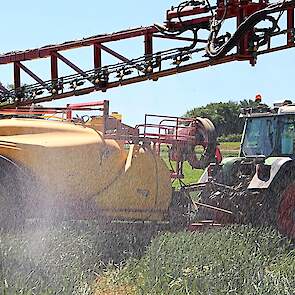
[206,0,294,58]
[155,0,208,51]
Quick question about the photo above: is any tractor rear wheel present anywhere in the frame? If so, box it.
[0,157,26,232]
[258,165,295,240]
[277,182,295,238]
[240,165,295,240]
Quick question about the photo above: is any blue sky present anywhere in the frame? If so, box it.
[0,0,294,125]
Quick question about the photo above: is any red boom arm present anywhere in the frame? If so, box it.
[0,0,294,107]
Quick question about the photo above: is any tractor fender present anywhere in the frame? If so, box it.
[248,157,293,190]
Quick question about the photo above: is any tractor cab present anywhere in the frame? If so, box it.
[240,102,295,158]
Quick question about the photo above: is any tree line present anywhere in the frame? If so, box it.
[184,99,264,137]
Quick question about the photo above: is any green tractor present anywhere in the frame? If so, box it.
[197,100,295,238]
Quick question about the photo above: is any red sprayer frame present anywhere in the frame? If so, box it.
[0,0,293,107]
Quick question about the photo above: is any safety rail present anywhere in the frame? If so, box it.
[0,100,109,121]
[139,114,196,141]
[0,100,140,141]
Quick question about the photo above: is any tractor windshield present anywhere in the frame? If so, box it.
[278,117,295,155]
[242,117,277,157]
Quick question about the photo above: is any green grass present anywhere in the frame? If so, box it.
[160,141,240,186]
[0,222,155,294]
[219,141,240,151]
[3,223,295,295]
[0,224,98,294]
[97,226,295,295]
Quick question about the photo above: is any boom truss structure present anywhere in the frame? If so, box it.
[0,0,294,107]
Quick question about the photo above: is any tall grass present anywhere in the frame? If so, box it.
[2,223,294,295]
[0,222,155,294]
[99,226,295,295]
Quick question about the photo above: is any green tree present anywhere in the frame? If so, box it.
[185,100,269,136]
[185,101,244,136]
[239,98,267,108]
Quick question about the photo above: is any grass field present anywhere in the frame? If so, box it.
[1,223,294,295]
[94,141,295,294]
[0,223,156,294]
[96,226,295,295]
[219,141,240,151]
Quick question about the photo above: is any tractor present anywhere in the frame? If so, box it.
[196,99,295,239]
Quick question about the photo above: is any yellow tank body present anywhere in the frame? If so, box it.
[0,118,172,221]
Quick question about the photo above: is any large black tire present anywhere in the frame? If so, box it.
[0,157,26,232]
[238,164,295,239]
[267,164,295,239]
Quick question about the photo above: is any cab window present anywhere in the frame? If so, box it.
[242,117,276,157]
[279,117,295,155]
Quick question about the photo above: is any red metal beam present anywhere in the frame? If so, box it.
[51,53,58,81]
[53,52,87,77]
[100,44,130,62]
[13,62,21,90]
[16,61,46,87]
[0,27,156,64]
[144,34,153,56]
[67,100,106,108]
[287,8,295,45]
[94,43,102,69]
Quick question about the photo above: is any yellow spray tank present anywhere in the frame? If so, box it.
[0,101,172,227]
